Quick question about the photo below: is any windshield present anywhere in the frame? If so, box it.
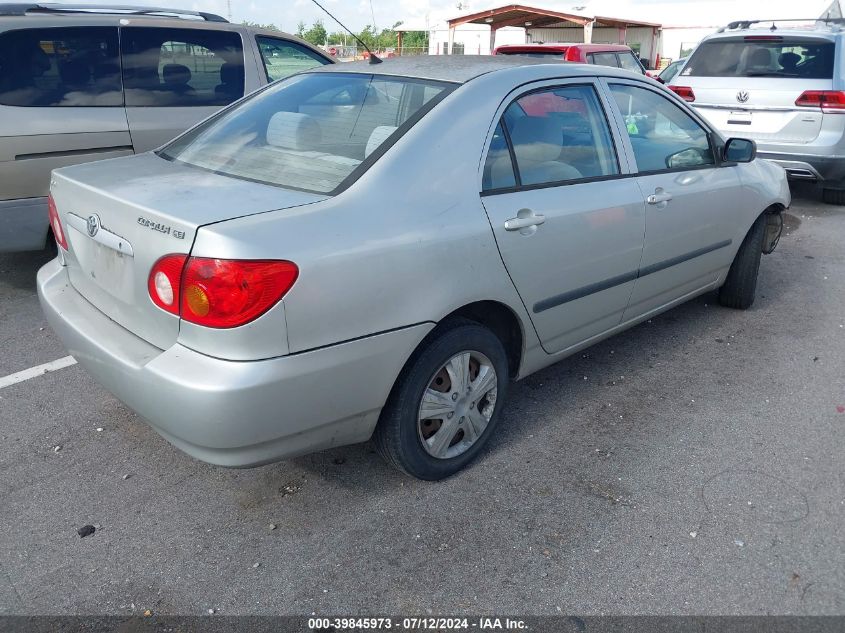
[160,72,452,193]
[681,39,834,78]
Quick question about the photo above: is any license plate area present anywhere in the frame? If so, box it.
[727,111,752,125]
[68,224,135,303]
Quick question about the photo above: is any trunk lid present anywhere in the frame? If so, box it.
[51,152,326,349]
[680,78,831,144]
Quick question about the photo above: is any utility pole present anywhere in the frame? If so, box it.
[226,0,232,21]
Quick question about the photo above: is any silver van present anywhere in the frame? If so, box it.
[0,3,332,252]
[668,19,845,203]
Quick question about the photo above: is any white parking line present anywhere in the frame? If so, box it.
[0,356,77,390]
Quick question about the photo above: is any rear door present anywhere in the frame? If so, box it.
[480,80,646,355]
[603,80,741,319]
[0,25,131,204]
[121,26,252,151]
[673,36,835,144]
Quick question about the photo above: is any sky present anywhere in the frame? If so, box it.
[45,0,839,32]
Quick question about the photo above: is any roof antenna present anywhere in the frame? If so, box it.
[308,0,382,64]
[770,21,777,31]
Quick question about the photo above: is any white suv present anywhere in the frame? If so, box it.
[668,19,845,203]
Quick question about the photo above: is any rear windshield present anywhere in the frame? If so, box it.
[160,72,452,194]
[681,39,835,79]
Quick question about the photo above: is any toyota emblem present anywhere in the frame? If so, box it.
[86,214,100,238]
[736,91,750,103]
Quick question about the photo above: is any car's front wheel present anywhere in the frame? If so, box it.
[373,320,509,480]
[718,213,766,310]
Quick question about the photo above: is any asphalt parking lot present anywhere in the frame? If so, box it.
[0,183,843,617]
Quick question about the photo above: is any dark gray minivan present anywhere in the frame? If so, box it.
[0,3,333,251]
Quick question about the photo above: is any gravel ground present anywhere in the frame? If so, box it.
[0,183,843,616]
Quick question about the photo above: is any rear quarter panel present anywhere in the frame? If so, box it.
[191,71,543,366]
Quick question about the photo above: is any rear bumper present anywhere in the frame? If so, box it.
[757,151,845,184]
[37,258,432,467]
[0,197,49,252]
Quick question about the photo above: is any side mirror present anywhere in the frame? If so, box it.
[724,138,756,163]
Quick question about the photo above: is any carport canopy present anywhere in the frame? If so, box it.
[446,3,660,55]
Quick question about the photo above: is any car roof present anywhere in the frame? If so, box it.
[704,27,840,43]
[306,55,584,83]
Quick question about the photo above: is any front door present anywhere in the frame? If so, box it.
[604,81,741,320]
[480,81,646,355]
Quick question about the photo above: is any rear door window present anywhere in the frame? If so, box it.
[485,84,619,189]
[256,36,327,82]
[588,52,620,68]
[0,27,121,107]
[682,39,835,78]
[121,27,245,106]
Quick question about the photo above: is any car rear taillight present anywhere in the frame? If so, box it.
[669,85,695,102]
[148,256,297,327]
[47,194,68,251]
[148,254,187,315]
[795,90,845,112]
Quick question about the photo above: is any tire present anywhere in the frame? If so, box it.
[718,213,766,310]
[822,188,845,206]
[373,319,509,480]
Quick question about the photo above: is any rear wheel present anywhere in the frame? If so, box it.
[373,320,509,480]
[718,214,766,310]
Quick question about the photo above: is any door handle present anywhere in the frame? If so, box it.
[647,189,673,205]
[504,210,546,232]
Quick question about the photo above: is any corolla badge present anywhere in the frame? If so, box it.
[736,91,750,103]
[86,214,100,238]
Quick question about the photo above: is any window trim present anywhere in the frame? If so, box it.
[481,81,624,196]
[253,34,331,83]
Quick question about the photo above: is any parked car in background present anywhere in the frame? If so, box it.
[493,43,647,74]
[668,19,845,204]
[39,56,788,480]
[657,57,687,84]
[0,3,333,252]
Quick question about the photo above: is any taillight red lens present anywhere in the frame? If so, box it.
[47,194,68,251]
[669,85,695,102]
[795,90,845,111]
[148,254,187,315]
[180,258,298,328]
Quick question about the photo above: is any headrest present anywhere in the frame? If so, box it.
[779,52,800,69]
[510,117,562,163]
[365,125,397,157]
[219,62,244,86]
[748,48,770,68]
[163,64,191,85]
[267,112,321,150]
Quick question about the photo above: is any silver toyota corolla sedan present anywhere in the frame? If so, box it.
[38,56,790,480]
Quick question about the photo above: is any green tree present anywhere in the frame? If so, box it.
[302,20,328,46]
[296,21,307,37]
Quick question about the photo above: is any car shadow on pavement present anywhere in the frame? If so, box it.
[0,248,55,291]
